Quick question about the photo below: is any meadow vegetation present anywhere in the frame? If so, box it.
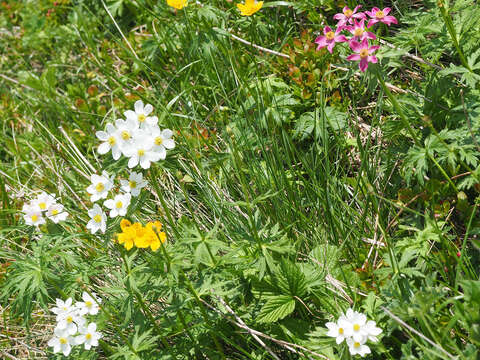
[0,0,479,359]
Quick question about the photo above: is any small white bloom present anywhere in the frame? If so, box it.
[46,203,68,223]
[364,320,382,342]
[346,337,371,357]
[86,171,114,202]
[96,123,122,160]
[115,118,138,150]
[344,308,368,342]
[51,298,75,319]
[86,204,107,234]
[48,327,75,356]
[31,192,56,212]
[56,311,85,335]
[23,210,46,226]
[76,292,101,316]
[123,130,161,169]
[151,126,175,160]
[124,100,158,129]
[75,322,102,350]
[120,172,147,197]
[104,193,131,218]
[325,315,351,344]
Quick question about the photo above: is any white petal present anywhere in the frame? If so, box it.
[98,142,110,155]
[156,147,167,160]
[161,129,173,138]
[134,100,144,113]
[106,123,116,134]
[124,110,137,121]
[140,158,151,169]
[96,131,108,141]
[112,147,122,160]
[128,156,139,168]
[143,103,153,115]
[163,138,175,150]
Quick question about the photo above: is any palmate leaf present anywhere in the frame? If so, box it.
[256,295,296,323]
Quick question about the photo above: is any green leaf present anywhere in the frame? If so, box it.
[257,295,295,323]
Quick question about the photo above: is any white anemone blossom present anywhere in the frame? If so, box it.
[31,191,56,212]
[76,292,101,316]
[86,204,107,234]
[120,172,147,197]
[46,203,69,223]
[96,123,122,160]
[48,327,76,356]
[123,130,161,169]
[86,171,114,202]
[151,126,175,160]
[104,193,131,218]
[124,100,158,129]
[51,298,75,320]
[75,323,102,350]
[346,337,371,357]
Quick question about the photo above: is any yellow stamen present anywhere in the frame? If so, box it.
[108,136,116,145]
[52,209,59,215]
[376,10,384,19]
[338,328,344,334]
[116,201,123,209]
[353,324,360,331]
[354,342,360,348]
[66,316,73,323]
[137,114,146,123]
[31,214,39,222]
[95,183,105,192]
[86,333,92,340]
[93,214,102,223]
[344,9,353,17]
[138,149,145,156]
[354,28,364,37]
[85,301,92,307]
[359,49,369,58]
[60,337,68,344]
[39,202,47,210]
[129,181,137,189]
[154,136,163,146]
[326,31,335,40]
[121,130,131,140]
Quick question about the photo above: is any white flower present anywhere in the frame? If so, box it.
[48,327,75,356]
[120,172,147,197]
[344,308,368,342]
[56,311,85,335]
[325,315,351,344]
[86,171,114,202]
[46,203,68,223]
[104,193,131,218]
[123,130,161,169]
[346,337,371,357]
[76,292,101,316]
[115,118,138,146]
[124,100,158,129]
[151,126,175,160]
[364,320,382,342]
[31,192,56,212]
[23,210,45,226]
[51,298,75,319]
[86,204,107,234]
[75,322,102,350]
[96,123,122,160]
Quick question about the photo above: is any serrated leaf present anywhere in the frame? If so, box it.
[257,295,295,323]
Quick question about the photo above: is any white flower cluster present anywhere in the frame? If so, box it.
[325,308,382,357]
[22,192,68,226]
[96,100,175,169]
[85,171,147,234]
[48,292,102,356]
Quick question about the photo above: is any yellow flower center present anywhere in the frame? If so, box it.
[353,324,360,331]
[167,0,187,10]
[52,209,59,215]
[354,28,364,37]
[93,214,102,223]
[108,136,116,145]
[121,130,131,140]
[326,31,335,40]
[63,306,68,311]
[129,181,137,189]
[60,337,68,344]
[39,202,47,210]
[344,9,353,17]
[359,49,369,58]
[86,333,92,340]
[116,201,123,209]
[86,300,93,307]
[137,114,146,123]
[138,149,145,156]
[31,214,38,222]
[338,327,344,334]
[354,342,361,348]
[376,10,384,19]
[66,316,73,323]
[154,136,163,146]
[95,183,105,192]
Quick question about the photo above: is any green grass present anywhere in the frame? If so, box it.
[1,0,479,359]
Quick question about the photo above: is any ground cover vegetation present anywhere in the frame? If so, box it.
[0,0,479,358]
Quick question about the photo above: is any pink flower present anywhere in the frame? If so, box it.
[333,6,366,27]
[366,7,398,27]
[315,26,348,53]
[347,38,379,72]
[346,19,376,42]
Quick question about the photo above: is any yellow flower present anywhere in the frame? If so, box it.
[115,219,166,251]
[167,0,187,10]
[237,0,263,16]
[117,226,136,250]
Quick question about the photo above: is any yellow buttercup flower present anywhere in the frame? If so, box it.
[167,0,187,10]
[115,219,166,251]
[237,0,263,16]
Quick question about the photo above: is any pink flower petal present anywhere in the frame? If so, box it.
[368,45,380,53]
[367,19,379,28]
[347,54,361,61]
[383,16,398,25]
[359,58,369,72]
[327,42,335,53]
[314,35,326,45]
[368,55,378,64]
[383,7,391,15]
[323,26,332,35]
[349,40,363,52]
[335,35,348,43]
